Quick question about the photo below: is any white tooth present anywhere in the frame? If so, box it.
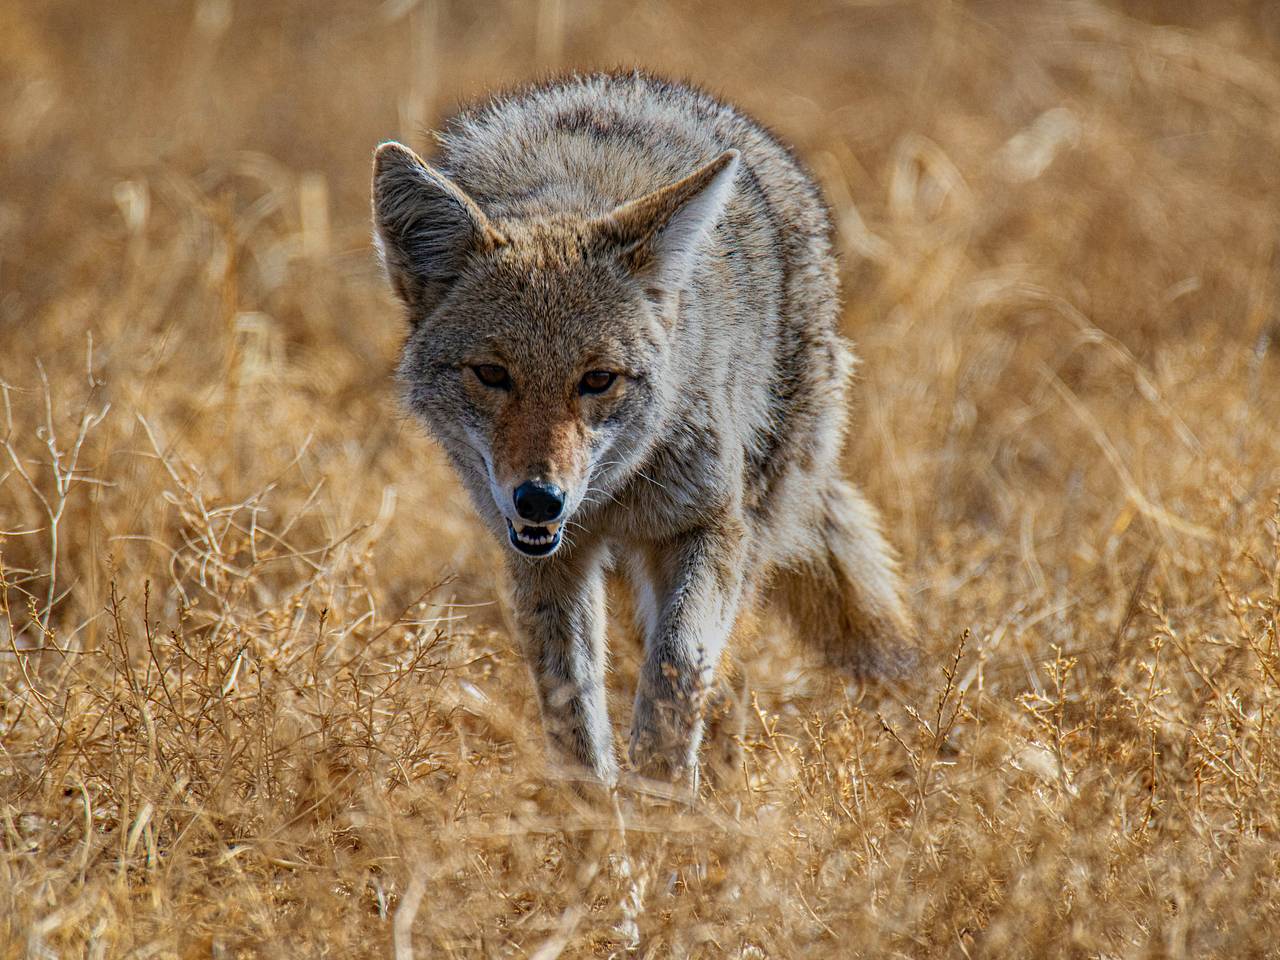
[512,522,561,548]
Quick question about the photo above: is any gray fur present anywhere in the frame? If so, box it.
[372,71,916,793]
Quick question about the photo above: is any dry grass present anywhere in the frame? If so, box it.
[4,1,1280,956]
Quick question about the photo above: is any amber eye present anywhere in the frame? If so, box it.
[471,364,511,389]
[579,370,617,395]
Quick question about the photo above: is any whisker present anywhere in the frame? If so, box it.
[634,470,668,492]
[602,437,669,492]
[585,485,623,507]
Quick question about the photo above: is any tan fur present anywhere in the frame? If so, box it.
[490,396,589,494]
[372,71,917,793]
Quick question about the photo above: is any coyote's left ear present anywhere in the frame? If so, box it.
[372,141,506,318]
[593,150,740,298]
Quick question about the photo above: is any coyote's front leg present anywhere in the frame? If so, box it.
[508,542,618,787]
[629,520,747,790]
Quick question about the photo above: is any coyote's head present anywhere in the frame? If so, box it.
[372,141,739,558]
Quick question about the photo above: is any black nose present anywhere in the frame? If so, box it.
[513,481,565,523]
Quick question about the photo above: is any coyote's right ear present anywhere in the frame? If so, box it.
[592,149,740,301]
[371,141,505,317]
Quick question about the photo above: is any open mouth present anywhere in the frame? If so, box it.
[506,519,563,557]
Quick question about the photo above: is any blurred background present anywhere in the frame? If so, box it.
[4,1,1280,955]
[3,1,1277,601]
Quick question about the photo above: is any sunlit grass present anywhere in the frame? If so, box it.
[3,1,1280,956]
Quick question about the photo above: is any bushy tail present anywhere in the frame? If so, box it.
[771,480,918,680]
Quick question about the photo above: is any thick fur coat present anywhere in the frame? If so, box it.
[372,71,915,791]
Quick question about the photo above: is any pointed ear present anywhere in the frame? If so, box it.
[371,141,505,316]
[592,150,740,298]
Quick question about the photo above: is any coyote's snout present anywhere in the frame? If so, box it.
[486,374,602,558]
[372,72,916,791]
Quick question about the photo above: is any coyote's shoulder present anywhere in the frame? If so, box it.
[372,71,914,791]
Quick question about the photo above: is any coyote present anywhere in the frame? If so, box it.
[372,72,915,791]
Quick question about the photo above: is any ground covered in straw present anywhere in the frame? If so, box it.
[3,1,1280,956]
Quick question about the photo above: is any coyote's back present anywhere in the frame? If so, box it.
[437,72,837,320]
[373,72,914,792]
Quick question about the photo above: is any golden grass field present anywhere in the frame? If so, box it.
[4,1,1280,956]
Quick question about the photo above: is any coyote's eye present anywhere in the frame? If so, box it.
[471,364,511,389]
[579,370,617,395]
